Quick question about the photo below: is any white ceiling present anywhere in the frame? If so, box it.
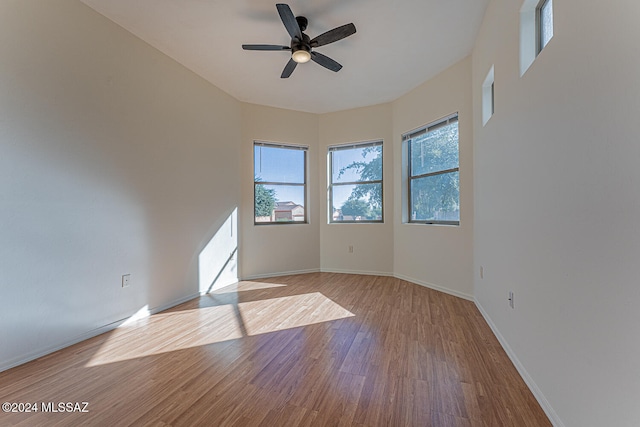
[80,0,489,114]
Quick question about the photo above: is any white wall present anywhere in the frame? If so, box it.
[240,103,320,279]
[0,0,241,370]
[318,104,394,275]
[392,57,475,299]
[473,0,640,426]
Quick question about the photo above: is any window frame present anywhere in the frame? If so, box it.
[520,0,553,75]
[491,82,495,116]
[328,140,384,224]
[404,113,460,226]
[482,65,495,126]
[253,141,308,225]
[536,0,553,54]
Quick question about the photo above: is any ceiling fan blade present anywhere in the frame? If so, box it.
[242,44,291,51]
[281,58,298,78]
[310,23,356,47]
[276,4,302,41]
[311,51,342,72]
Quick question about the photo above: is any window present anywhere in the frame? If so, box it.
[329,141,383,223]
[537,0,553,53]
[482,65,495,126]
[254,142,307,224]
[404,114,459,225]
[520,0,553,75]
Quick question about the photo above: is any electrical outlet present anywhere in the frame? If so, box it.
[508,291,514,309]
[348,245,354,253]
[122,274,131,288]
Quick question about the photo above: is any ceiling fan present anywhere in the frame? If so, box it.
[242,3,356,78]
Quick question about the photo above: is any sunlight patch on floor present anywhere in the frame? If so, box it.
[119,305,150,327]
[240,292,354,336]
[211,280,287,295]
[86,292,353,367]
[86,304,243,367]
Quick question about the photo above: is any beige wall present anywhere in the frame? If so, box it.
[240,103,320,279]
[7,1,640,424]
[0,0,241,370]
[392,57,474,299]
[318,104,394,275]
[2,0,476,373]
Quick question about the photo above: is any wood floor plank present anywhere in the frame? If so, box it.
[0,273,551,426]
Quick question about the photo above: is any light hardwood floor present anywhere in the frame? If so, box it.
[0,273,551,426]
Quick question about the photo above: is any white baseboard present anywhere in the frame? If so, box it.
[393,273,474,301]
[154,292,203,312]
[243,269,473,302]
[474,300,565,427]
[0,291,201,373]
[320,268,394,277]
[240,268,320,281]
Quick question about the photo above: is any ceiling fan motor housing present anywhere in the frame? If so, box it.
[291,31,311,55]
[295,16,308,31]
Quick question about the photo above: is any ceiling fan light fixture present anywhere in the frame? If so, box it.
[292,49,311,63]
[243,4,356,77]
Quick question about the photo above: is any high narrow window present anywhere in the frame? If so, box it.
[482,66,495,126]
[329,141,383,223]
[538,0,553,53]
[520,0,554,75]
[254,142,307,224]
[491,82,495,115]
[404,114,459,225]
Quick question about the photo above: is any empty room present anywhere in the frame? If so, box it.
[1,0,639,426]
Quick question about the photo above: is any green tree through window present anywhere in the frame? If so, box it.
[254,177,276,218]
[254,142,307,224]
[405,114,459,224]
[329,141,383,223]
[340,198,371,219]
[338,146,382,210]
